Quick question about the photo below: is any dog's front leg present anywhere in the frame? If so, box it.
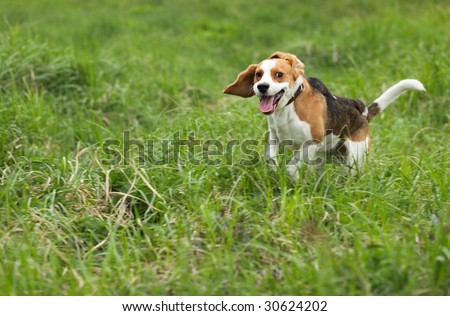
[286,152,302,181]
[286,142,325,181]
[265,129,279,171]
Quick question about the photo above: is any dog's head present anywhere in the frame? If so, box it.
[223,52,305,115]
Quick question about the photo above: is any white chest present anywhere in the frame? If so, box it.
[267,104,313,149]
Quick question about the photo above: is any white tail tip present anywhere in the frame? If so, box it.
[398,79,426,92]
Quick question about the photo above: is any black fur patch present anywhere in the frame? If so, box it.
[307,77,369,138]
[367,102,380,122]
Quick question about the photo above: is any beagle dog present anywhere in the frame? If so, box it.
[223,52,425,179]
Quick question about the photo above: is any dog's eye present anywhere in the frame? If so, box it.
[275,72,283,78]
[255,72,263,78]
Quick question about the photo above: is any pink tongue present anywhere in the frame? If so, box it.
[258,96,276,113]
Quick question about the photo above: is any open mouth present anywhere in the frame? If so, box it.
[258,90,285,115]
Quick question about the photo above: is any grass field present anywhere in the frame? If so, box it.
[0,0,449,295]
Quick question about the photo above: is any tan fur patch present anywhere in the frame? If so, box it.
[268,52,305,79]
[350,126,370,142]
[223,64,257,98]
[271,61,295,85]
[293,81,327,143]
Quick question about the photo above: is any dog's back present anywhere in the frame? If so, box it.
[308,77,368,139]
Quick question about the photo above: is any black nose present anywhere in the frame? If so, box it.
[257,83,270,93]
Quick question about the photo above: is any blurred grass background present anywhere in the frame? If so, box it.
[0,0,448,295]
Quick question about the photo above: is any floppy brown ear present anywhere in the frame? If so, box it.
[223,64,257,98]
[269,52,304,79]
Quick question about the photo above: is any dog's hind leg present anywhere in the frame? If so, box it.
[344,138,369,174]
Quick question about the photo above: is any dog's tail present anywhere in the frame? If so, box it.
[363,79,426,122]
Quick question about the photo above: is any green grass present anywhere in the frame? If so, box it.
[0,0,449,295]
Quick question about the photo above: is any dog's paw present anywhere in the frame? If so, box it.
[286,165,300,181]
